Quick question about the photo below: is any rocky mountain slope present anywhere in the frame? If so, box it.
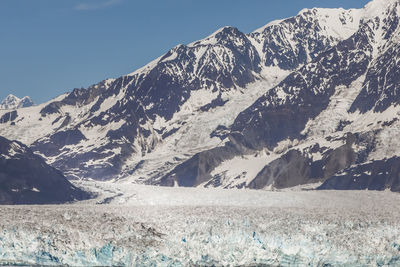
[0,0,399,192]
[160,0,400,192]
[0,94,33,110]
[0,136,90,204]
[0,6,359,181]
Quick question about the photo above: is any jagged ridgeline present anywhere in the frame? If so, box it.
[1,0,400,191]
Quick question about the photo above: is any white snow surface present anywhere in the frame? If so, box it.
[0,94,33,110]
[0,93,68,145]
[1,183,400,266]
[363,0,399,19]
[255,7,362,41]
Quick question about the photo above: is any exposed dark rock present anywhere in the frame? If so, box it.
[58,115,72,129]
[210,125,230,140]
[0,110,18,124]
[200,94,229,112]
[167,21,373,187]
[336,120,352,131]
[0,136,90,204]
[247,138,357,190]
[249,8,351,70]
[159,144,240,187]
[40,101,63,116]
[319,157,400,192]
[350,42,400,113]
[322,135,357,180]
[248,150,314,189]
[230,23,372,151]
[31,129,87,157]
[162,128,180,139]
[350,3,400,113]
[382,118,399,127]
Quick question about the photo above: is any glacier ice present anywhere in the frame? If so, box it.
[1,186,400,266]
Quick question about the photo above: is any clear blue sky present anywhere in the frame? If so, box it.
[1,0,370,103]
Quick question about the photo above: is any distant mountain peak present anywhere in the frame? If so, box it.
[0,94,34,110]
[363,0,400,17]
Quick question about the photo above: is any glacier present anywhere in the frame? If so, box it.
[1,184,400,266]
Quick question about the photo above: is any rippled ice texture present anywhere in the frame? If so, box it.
[1,183,400,266]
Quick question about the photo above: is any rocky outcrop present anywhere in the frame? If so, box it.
[0,111,17,124]
[319,157,400,192]
[248,136,357,189]
[159,1,400,190]
[248,150,314,189]
[159,144,240,187]
[0,136,90,204]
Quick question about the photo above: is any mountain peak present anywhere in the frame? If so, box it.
[0,94,34,110]
[253,6,361,41]
[213,26,238,35]
[4,94,18,101]
[360,0,400,21]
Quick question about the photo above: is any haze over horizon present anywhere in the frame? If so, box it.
[1,0,369,104]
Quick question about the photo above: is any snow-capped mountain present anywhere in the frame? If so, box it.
[0,94,34,110]
[0,0,399,192]
[0,136,89,204]
[161,0,400,191]
[0,6,356,181]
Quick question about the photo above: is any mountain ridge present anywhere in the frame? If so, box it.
[0,0,399,192]
[0,5,354,181]
[160,0,400,191]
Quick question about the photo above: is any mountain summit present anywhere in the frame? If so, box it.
[0,94,34,110]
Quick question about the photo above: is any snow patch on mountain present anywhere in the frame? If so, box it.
[302,75,366,138]
[0,94,67,145]
[209,149,281,188]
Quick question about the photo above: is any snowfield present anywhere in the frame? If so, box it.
[1,183,400,266]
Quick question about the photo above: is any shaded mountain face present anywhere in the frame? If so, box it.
[318,156,400,191]
[0,95,33,110]
[0,0,400,192]
[0,136,90,204]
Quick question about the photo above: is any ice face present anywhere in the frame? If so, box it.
[1,188,400,266]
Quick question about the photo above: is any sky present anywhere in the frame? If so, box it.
[1,0,370,104]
